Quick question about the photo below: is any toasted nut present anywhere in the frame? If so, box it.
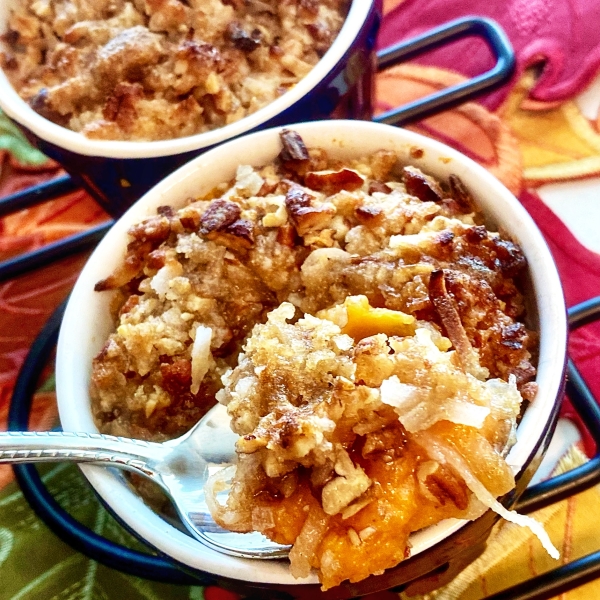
[200,199,242,234]
[403,166,444,202]
[305,169,364,195]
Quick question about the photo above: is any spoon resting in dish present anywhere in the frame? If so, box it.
[0,402,290,559]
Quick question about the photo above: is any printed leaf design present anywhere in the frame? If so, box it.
[501,71,600,185]
[0,463,205,600]
[379,0,600,109]
[0,110,48,167]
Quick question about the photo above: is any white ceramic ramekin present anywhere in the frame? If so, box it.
[55,120,567,595]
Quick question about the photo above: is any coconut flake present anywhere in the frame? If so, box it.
[413,432,559,560]
[204,465,240,528]
[190,324,213,394]
[443,399,490,429]
[289,505,330,579]
[150,261,183,298]
[380,375,490,431]
[380,376,421,409]
[235,164,264,196]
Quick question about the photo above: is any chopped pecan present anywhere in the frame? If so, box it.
[161,359,192,397]
[305,169,364,195]
[174,40,221,93]
[227,21,261,52]
[449,174,476,213]
[257,179,278,196]
[285,185,312,216]
[128,215,172,244]
[512,362,537,386]
[280,129,310,161]
[500,322,527,350]
[292,206,335,236]
[95,252,145,291]
[147,248,167,270]
[157,205,175,218]
[355,204,384,226]
[1,30,19,46]
[103,82,144,124]
[205,230,253,252]
[368,181,392,195]
[519,381,538,401]
[118,294,140,317]
[176,40,220,69]
[491,237,527,277]
[276,223,297,247]
[362,424,407,459]
[200,199,242,234]
[281,147,329,180]
[403,166,444,203]
[425,464,470,510]
[428,269,481,376]
[29,88,69,125]
[465,225,488,243]
[178,206,202,230]
[284,185,334,235]
[225,218,255,243]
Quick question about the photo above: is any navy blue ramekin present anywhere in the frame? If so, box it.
[0,0,381,217]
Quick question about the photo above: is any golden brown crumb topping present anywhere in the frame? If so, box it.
[1,0,348,140]
[90,130,541,586]
[211,300,524,588]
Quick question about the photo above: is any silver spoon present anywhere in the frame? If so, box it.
[0,403,290,559]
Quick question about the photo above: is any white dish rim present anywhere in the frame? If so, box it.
[55,119,567,586]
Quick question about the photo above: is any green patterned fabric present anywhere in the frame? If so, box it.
[0,109,48,166]
[0,463,205,600]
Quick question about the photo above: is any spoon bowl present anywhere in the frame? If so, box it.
[0,403,290,559]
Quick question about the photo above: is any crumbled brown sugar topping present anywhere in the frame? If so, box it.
[1,0,349,140]
[90,130,541,586]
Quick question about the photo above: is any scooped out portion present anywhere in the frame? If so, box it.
[211,296,551,590]
[89,129,552,588]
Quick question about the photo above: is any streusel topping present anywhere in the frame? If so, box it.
[90,130,544,587]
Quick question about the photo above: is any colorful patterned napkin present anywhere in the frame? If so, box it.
[380,0,600,110]
[2,2,600,598]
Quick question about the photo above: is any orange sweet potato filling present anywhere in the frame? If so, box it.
[249,421,510,589]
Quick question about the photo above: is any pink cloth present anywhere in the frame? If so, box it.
[519,189,600,455]
[379,0,600,109]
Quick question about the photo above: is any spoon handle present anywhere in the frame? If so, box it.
[0,430,165,478]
